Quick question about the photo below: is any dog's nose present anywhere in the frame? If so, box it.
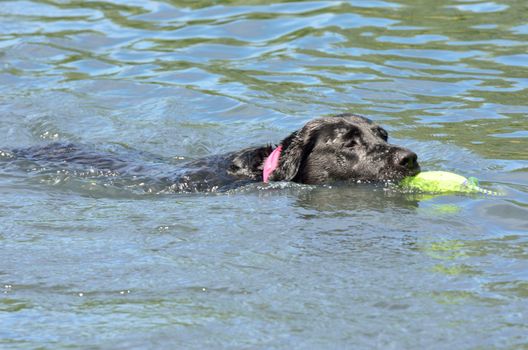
[394,149,419,169]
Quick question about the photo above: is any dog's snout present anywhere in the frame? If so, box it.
[394,150,419,170]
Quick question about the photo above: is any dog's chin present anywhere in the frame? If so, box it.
[377,165,421,182]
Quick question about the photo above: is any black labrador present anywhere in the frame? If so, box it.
[1,114,419,193]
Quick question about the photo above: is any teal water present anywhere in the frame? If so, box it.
[1,0,527,348]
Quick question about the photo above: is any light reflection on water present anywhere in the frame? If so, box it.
[1,0,527,348]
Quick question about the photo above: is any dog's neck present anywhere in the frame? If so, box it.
[262,145,282,183]
[227,145,273,180]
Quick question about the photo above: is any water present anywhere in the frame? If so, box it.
[1,0,527,348]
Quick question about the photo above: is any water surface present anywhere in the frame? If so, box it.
[1,0,527,348]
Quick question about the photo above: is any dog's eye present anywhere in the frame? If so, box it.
[344,139,358,148]
[343,129,361,148]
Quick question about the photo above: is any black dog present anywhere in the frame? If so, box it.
[2,114,419,193]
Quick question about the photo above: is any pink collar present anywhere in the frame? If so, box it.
[263,145,282,183]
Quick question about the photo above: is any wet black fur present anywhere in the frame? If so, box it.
[2,114,420,193]
[228,114,419,184]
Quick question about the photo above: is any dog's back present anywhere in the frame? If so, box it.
[1,142,254,193]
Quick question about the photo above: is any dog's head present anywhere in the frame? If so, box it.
[271,114,420,184]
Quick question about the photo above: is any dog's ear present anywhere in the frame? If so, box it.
[271,123,319,182]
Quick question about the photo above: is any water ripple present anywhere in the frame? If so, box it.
[1,1,528,348]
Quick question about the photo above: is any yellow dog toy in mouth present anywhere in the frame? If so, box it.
[400,171,498,195]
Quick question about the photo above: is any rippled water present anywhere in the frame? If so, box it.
[1,0,527,348]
